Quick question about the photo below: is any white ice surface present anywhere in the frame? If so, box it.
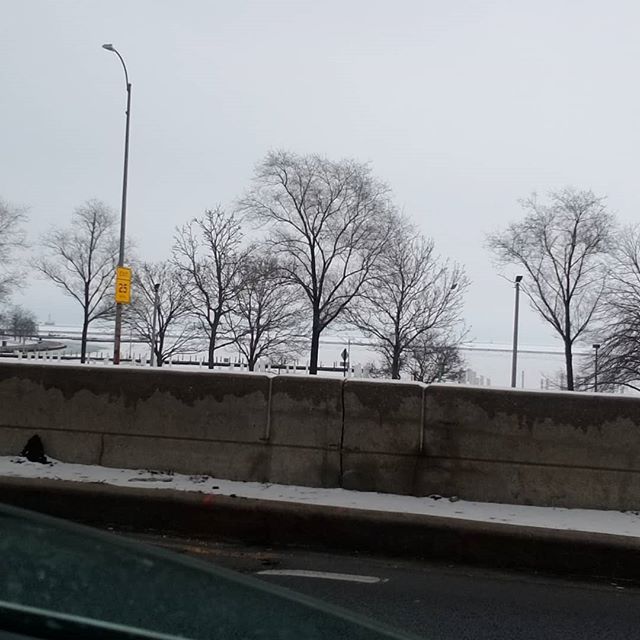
[1,456,639,538]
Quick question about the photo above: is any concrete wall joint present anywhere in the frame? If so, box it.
[338,377,346,488]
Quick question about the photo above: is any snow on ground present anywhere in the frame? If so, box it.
[2,456,640,538]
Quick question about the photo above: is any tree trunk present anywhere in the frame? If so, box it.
[247,344,257,371]
[564,339,574,391]
[391,348,401,380]
[309,311,321,375]
[80,316,89,364]
[207,333,216,369]
[82,282,90,364]
[564,303,574,391]
[156,332,164,368]
[246,338,257,372]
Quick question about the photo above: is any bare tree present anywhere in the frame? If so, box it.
[487,188,614,391]
[348,216,467,379]
[34,200,118,363]
[1,306,37,343]
[173,207,246,369]
[125,261,198,366]
[0,198,28,304]
[227,253,304,370]
[580,226,640,391]
[240,150,392,374]
[408,332,466,384]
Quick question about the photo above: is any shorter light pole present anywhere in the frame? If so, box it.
[150,283,160,367]
[593,343,601,392]
[341,348,349,377]
[511,275,523,388]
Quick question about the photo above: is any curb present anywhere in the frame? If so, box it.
[2,476,640,583]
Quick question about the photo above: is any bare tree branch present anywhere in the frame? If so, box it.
[0,197,28,304]
[582,225,640,390]
[486,188,614,390]
[33,200,118,362]
[226,251,305,370]
[408,330,467,384]
[348,215,468,379]
[172,206,247,369]
[239,150,392,374]
[0,305,37,343]
[124,261,199,366]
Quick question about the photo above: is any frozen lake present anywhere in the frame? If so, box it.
[28,322,610,393]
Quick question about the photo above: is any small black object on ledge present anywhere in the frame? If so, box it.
[21,435,48,464]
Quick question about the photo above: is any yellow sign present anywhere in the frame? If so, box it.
[116,266,132,282]
[115,266,132,304]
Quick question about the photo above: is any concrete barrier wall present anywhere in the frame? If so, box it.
[2,362,640,509]
[268,376,342,486]
[0,364,335,487]
[341,379,423,493]
[0,364,263,480]
[418,385,640,509]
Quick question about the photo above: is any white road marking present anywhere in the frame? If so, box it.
[256,569,386,584]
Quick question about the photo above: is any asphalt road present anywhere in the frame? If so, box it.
[125,532,640,640]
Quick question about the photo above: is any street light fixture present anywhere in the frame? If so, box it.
[593,343,601,392]
[102,43,132,365]
[511,275,523,388]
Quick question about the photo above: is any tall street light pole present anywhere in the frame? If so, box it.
[102,43,131,365]
[511,275,523,388]
[150,283,160,367]
[593,343,601,392]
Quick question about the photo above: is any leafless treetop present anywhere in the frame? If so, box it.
[0,197,28,303]
[172,206,247,366]
[487,187,614,389]
[349,215,468,378]
[35,199,118,323]
[489,188,613,341]
[241,151,392,328]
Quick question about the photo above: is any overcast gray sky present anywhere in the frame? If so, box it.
[3,0,639,346]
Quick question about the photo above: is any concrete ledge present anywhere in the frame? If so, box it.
[341,451,420,494]
[414,457,640,509]
[3,476,640,584]
[101,435,271,482]
[0,426,103,465]
[265,447,341,487]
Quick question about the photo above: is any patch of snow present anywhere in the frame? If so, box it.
[1,456,639,538]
